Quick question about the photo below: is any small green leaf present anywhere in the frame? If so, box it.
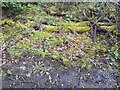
[38,50,49,57]
[45,50,48,53]
[61,56,69,65]
[80,64,86,69]
[7,70,12,75]
[52,54,59,59]
[109,49,120,60]
[58,38,64,43]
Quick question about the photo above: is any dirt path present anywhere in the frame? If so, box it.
[2,57,119,88]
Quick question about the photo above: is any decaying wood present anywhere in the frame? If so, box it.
[43,8,66,17]
[88,18,113,42]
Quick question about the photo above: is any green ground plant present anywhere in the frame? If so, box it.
[1,2,119,71]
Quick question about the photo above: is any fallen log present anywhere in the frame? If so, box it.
[89,19,113,42]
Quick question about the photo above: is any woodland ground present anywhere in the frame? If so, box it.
[1,3,120,88]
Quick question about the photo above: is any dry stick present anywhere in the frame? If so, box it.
[43,8,66,17]
[90,19,113,40]
[94,25,97,42]
[94,23,112,37]
[98,23,113,26]
[87,10,113,41]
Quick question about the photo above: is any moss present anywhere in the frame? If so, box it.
[67,49,72,54]
[67,21,87,27]
[8,48,21,56]
[74,34,92,46]
[25,20,35,26]
[28,3,34,8]
[1,20,29,40]
[50,10,56,14]
[61,11,66,14]
[75,38,91,45]
[68,46,78,54]
[61,56,69,65]
[15,22,27,30]
[96,22,115,31]
[40,10,47,15]
[81,58,90,63]
[33,31,52,39]
[83,38,92,45]
[1,19,15,26]
[47,37,64,45]
[41,32,52,37]
[44,26,58,32]
[97,22,108,25]
[75,39,82,44]
[76,21,89,27]
[26,14,34,19]
[67,21,90,32]
[93,43,101,50]
[68,26,90,33]
[58,21,90,33]
[31,28,36,33]
[86,64,92,70]
[93,43,107,52]
[0,35,8,41]
[97,35,105,40]
[101,25,115,31]
[101,47,107,52]
[80,34,88,39]
[83,49,95,56]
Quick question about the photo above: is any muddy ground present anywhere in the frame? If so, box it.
[2,56,119,88]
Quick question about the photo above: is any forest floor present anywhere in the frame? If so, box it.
[2,58,119,88]
[1,3,120,88]
[2,56,119,88]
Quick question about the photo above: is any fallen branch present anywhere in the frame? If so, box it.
[89,19,113,42]
[43,8,66,17]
